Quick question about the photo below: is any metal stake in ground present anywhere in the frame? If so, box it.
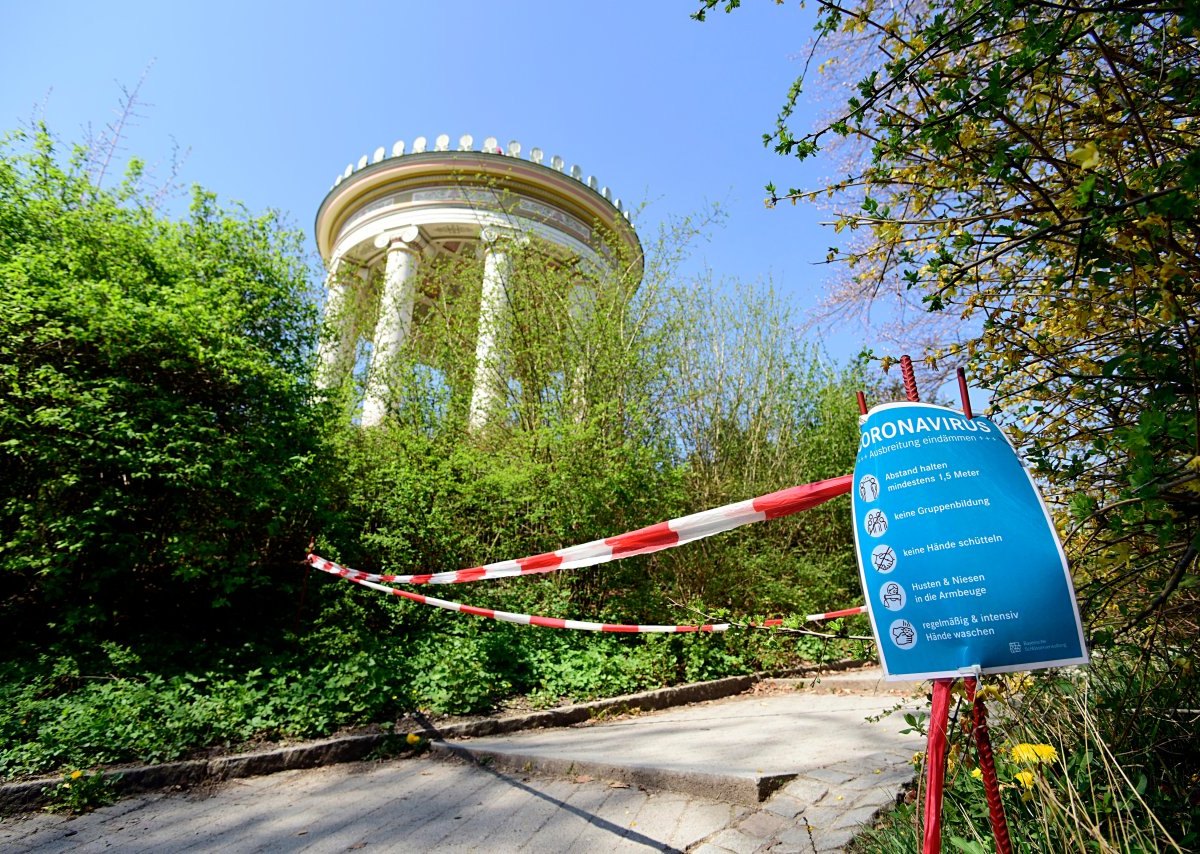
[895,354,954,854]
[954,366,1013,854]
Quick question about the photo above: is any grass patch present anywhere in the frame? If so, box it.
[849,649,1197,853]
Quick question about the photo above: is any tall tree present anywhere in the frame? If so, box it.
[702,0,1200,641]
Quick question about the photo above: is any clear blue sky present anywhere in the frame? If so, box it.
[2,1,865,362]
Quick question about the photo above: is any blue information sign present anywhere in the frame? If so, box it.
[852,402,1088,680]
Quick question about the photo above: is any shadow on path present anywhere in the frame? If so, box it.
[413,710,682,853]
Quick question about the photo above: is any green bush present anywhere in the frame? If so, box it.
[0,128,331,651]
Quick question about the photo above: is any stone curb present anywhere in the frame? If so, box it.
[429,742,796,806]
[0,662,868,815]
[762,674,924,695]
[0,734,388,815]
[422,672,757,741]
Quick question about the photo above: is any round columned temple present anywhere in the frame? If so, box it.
[314,134,642,428]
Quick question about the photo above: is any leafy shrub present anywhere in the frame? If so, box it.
[0,128,332,650]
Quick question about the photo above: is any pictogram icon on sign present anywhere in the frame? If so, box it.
[865,509,889,537]
[871,544,896,573]
[858,474,879,502]
[881,582,905,610]
[889,619,916,648]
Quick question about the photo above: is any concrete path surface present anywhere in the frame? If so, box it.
[436,687,919,806]
[0,670,924,853]
[0,757,746,854]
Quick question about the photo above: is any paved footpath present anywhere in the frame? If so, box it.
[0,671,923,853]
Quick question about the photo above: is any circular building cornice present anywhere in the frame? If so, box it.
[315,137,643,279]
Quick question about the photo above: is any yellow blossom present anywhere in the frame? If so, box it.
[1013,770,1036,789]
[976,685,1002,702]
[1011,743,1058,764]
[406,733,422,746]
[971,768,983,780]
[70,770,83,780]
[1068,141,1101,170]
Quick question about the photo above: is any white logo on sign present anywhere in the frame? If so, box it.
[858,474,880,502]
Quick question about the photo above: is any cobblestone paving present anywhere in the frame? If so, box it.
[688,754,915,853]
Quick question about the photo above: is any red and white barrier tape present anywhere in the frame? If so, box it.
[313,556,865,633]
[309,558,729,632]
[307,474,852,586]
[805,606,867,621]
[752,607,867,627]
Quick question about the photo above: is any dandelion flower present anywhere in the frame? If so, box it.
[1013,770,1036,789]
[406,733,422,746]
[70,770,83,780]
[1034,744,1057,762]
[1011,743,1057,764]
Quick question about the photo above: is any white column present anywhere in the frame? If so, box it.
[362,226,421,427]
[316,255,356,390]
[469,230,514,430]
[567,281,593,420]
